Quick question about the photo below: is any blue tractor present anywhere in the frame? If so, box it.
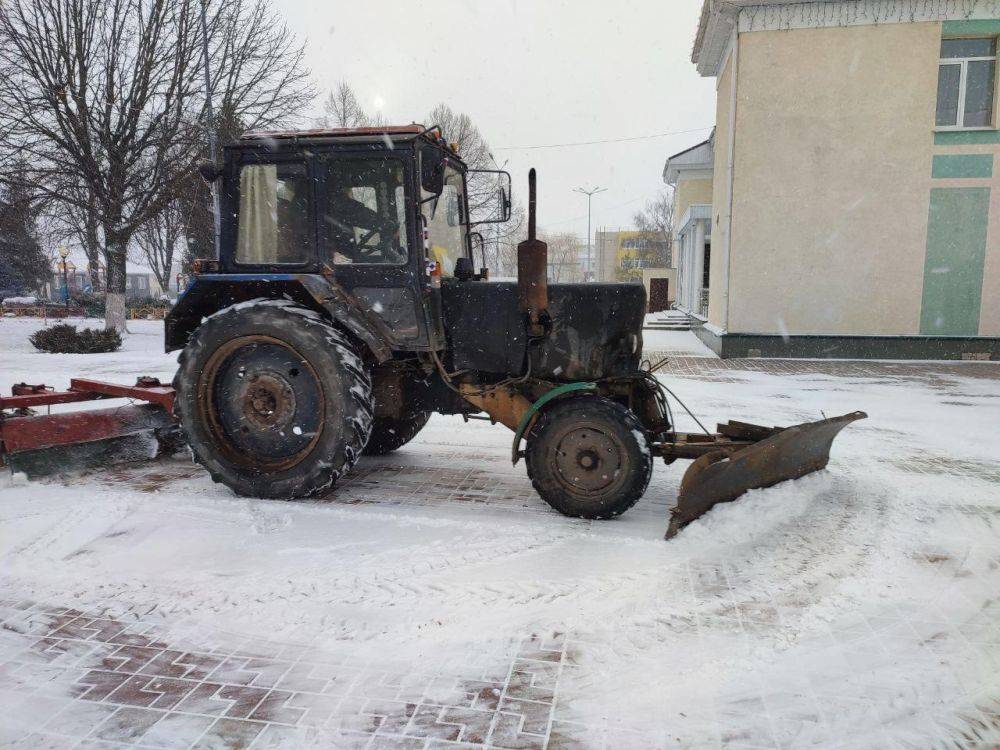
[164,124,863,538]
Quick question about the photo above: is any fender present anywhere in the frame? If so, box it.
[165,274,393,362]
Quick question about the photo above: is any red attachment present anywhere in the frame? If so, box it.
[0,377,177,462]
[0,377,174,414]
[1,405,170,453]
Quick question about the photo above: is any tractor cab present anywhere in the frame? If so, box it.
[177,125,509,355]
[170,124,646,384]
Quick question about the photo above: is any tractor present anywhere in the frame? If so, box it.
[1,125,864,538]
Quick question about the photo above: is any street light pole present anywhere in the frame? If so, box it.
[58,245,70,306]
[573,187,607,281]
[200,0,221,260]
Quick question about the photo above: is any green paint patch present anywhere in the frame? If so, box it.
[942,19,1000,36]
[920,188,991,336]
[932,154,994,179]
[934,130,1000,146]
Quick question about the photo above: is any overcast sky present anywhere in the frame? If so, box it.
[274,0,716,244]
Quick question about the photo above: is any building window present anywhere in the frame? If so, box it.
[936,38,997,129]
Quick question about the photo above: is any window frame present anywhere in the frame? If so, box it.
[232,155,315,269]
[936,37,999,132]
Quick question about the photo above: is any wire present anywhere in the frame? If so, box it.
[536,192,658,229]
[660,383,711,437]
[494,126,714,151]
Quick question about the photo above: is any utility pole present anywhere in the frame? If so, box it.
[200,0,221,260]
[573,187,607,281]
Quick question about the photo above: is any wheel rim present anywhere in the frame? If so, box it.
[198,336,325,471]
[551,422,628,496]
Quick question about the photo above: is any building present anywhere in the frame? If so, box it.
[592,229,674,306]
[664,137,714,317]
[666,0,1000,359]
[593,229,671,282]
[43,267,165,302]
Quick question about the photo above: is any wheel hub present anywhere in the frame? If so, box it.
[554,427,622,493]
[201,337,325,470]
[241,374,295,429]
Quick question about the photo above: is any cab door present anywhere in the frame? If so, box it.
[315,150,429,349]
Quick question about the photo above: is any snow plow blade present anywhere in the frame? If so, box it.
[0,378,179,479]
[664,411,867,539]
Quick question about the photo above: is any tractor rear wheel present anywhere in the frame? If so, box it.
[363,410,431,455]
[173,299,373,499]
[525,397,652,520]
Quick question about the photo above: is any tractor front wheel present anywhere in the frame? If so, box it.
[525,397,652,520]
[173,299,373,499]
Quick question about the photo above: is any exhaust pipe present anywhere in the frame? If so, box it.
[517,168,549,336]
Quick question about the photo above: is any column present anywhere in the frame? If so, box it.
[692,220,706,315]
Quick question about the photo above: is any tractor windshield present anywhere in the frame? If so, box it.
[423,166,466,276]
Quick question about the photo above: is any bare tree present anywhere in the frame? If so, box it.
[132,197,185,295]
[540,231,583,283]
[0,0,313,330]
[318,82,385,128]
[42,180,104,292]
[632,187,675,267]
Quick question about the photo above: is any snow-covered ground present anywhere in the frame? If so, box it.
[1,317,999,749]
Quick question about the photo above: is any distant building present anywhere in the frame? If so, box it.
[665,0,1000,359]
[43,266,165,302]
[593,229,674,308]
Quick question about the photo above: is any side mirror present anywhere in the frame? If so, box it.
[421,150,446,196]
[197,161,220,183]
[467,169,512,224]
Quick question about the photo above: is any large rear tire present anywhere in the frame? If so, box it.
[525,397,652,519]
[173,299,373,499]
[363,410,431,456]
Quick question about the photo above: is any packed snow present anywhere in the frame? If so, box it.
[1,316,999,748]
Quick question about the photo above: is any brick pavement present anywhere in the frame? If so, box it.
[4,355,1000,748]
[1,600,575,749]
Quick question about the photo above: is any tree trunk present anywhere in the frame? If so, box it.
[104,235,129,332]
[84,206,103,293]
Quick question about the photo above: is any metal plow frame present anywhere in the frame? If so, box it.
[0,378,177,478]
[657,411,867,539]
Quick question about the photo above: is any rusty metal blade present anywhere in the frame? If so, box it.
[665,411,867,539]
[2,404,177,478]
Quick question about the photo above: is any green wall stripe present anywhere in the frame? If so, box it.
[935,130,1000,145]
[942,19,1000,36]
[920,187,991,336]
[932,154,994,178]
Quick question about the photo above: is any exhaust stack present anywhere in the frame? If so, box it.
[517,168,549,336]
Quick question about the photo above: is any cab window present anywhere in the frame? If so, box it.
[321,157,408,265]
[423,166,466,276]
[235,162,311,265]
